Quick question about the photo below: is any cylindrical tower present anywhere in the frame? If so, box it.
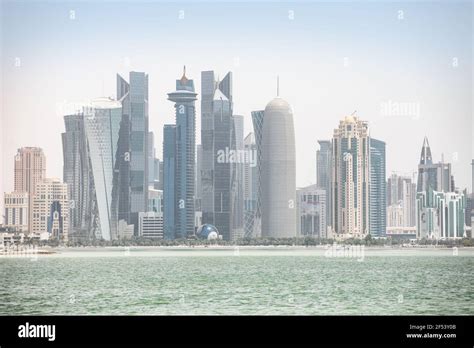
[261,97,296,237]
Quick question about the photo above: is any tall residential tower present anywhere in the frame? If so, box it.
[331,115,370,238]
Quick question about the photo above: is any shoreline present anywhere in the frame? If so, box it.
[2,244,473,257]
[57,244,474,252]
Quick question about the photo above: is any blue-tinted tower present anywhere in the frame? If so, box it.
[165,67,197,239]
[163,124,177,239]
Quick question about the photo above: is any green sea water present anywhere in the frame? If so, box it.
[1,247,473,315]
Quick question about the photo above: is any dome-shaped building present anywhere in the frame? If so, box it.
[196,224,220,240]
[261,95,296,238]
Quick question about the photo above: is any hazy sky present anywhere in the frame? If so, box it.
[1,1,472,219]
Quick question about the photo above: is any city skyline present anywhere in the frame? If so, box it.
[1,1,472,210]
[2,2,474,337]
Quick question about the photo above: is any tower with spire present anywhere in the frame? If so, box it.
[163,66,197,239]
[416,137,454,193]
[419,136,433,165]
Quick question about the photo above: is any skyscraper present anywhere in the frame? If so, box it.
[387,173,416,228]
[243,132,258,237]
[62,113,93,238]
[200,70,237,241]
[167,67,197,239]
[147,132,159,186]
[331,115,370,238]
[369,138,386,237]
[471,159,474,229]
[83,98,122,241]
[195,144,203,212]
[163,124,177,240]
[316,140,332,231]
[416,137,454,193]
[13,147,46,233]
[261,95,296,238]
[116,71,149,234]
[250,110,264,238]
[232,115,245,240]
[387,174,416,228]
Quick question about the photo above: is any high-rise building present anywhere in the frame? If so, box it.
[316,140,332,231]
[13,147,46,233]
[232,115,245,240]
[387,173,416,228]
[166,67,197,239]
[261,95,296,238]
[31,178,69,241]
[369,138,386,237]
[148,132,160,186]
[416,189,466,239]
[331,115,370,238]
[200,70,237,241]
[116,71,149,234]
[296,184,326,238]
[3,192,29,232]
[62,113,93,238]
[14,147,46,194]
[83,98,122,241]
[195,144,202,212]
[462,188,471,228]
[416,137,454,193]
[243,132,258,237]
[471,159,474,229]
[250,110,264,238]
[163,124,177,239]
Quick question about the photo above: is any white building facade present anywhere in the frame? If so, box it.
[31,178,69,241]
[296,184,326,238]
[416,189,466,239]
[4,192,29,232]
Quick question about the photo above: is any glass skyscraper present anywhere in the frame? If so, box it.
[163,124,177,240]
[416,137,454,193]
[200,71,237,241]
[369,138,386,237]
[316,140,332,231]
[167,68,197,239]
[116,72,149,234]
[232,115,245,240]
[62,114,93,238]
[83,98,122,241]
[249,110,264,238]
[243,132,257,238]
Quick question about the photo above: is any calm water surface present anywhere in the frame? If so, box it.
[1,248,473,315]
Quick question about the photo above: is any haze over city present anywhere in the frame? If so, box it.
[1,1,474,333]
[1,1,472,217]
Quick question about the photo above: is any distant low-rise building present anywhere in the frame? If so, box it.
[4,192,29,232]
[139,212,163,239]
[297,185,326,238]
